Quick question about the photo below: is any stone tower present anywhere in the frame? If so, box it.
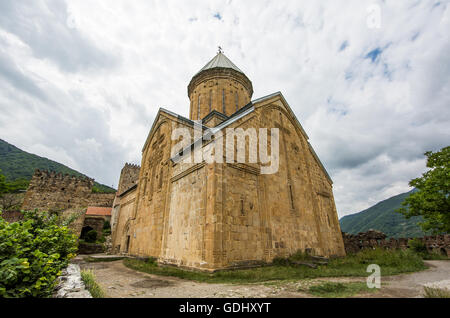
[188,51,253,120]
[117,163,140,195]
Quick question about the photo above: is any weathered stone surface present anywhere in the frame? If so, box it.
[78,242,104,254]
[53,264,92,298]
[22,169,114,212]
[82,216,105,238]
[1,210,24,223]
[117,163,140,196]
[342,230,450,256]
[104,235,113,254]
[188,67,253,120]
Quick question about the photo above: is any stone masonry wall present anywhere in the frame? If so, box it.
[188,68,253,119]
[22,169,114,211]
[1,210,24,223]
[117,163,140,195]
[342,230,450,257]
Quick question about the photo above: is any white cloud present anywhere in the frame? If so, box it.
[0,0,448,217]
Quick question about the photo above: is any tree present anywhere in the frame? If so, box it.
[397,146,450,234]
[0,169,7,194]
[0,170,27,211]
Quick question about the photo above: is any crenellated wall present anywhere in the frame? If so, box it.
[117,163,140,195]
[22,169,114,211]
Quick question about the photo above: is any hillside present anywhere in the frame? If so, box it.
[339,189,429,238]
[0,139,115,193]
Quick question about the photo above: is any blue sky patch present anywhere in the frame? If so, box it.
[339,41,349,51]
[365,47,382,63]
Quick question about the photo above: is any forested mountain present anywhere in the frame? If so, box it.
[339,189,429,238]
[0,139,115,193]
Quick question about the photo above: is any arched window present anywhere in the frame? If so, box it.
[197,94,201,120]
[209,90,212,112]
[159,167,164,189]
[222,89,225,114]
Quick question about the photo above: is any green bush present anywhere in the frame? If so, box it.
[407,238,448,260]
[85,230,97,243]
[0,210,78,297]
[409,238,427,254]
[103,220,111,230]
[272,250,312,266]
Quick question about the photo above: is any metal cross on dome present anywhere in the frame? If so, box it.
[218,46,223,54]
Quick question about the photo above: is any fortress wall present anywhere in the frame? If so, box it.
[342,230,450,257]
[21,169,114,211]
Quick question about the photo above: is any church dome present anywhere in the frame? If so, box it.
[188,51,253,120]
[194,52,244,76]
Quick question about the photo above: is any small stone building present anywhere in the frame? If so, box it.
[112,51,346,271]
[80,206,112,240]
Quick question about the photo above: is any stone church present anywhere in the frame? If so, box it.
[111,51,345,271]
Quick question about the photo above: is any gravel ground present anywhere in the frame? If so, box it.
[77,256,450,298]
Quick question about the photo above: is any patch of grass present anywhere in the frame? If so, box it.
[272,250,312,265]
[408,238,449,260]
[123,248,426,284]
[305,282,376,298]
[81,270,105,298]
[423,286,450,298]
[85,256,126,263]
[421,252,449,260]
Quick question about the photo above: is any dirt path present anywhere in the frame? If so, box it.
[376,261,450,297]
[78,257,450,298]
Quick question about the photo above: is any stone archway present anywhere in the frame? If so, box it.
[80,226,94,240]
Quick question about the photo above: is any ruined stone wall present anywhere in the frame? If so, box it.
[342,230,450,257]
[22,169,114,211]
[1,208,86,238]
[87,193,115,207]
[117,163,140,195]
[60,208,86,238]
[1,210,24,223]
[83,217,105,238]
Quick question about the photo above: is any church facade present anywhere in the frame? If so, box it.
[111,52,345,271]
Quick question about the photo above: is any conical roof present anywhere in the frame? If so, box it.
[195,52,244,76]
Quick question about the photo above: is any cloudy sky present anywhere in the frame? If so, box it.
[0,0,449,217]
